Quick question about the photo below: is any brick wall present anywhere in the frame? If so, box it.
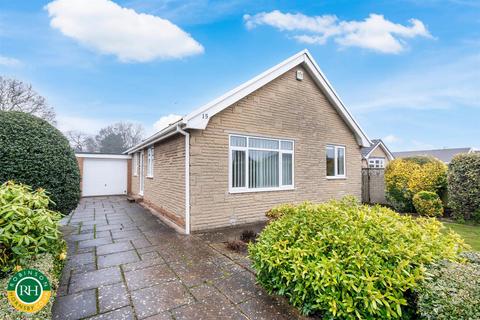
[189,66,363,231]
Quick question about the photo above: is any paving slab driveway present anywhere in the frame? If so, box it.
[53,196,303,320]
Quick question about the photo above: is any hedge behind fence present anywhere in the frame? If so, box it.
[448,153,480,222]
[0,111,80,214]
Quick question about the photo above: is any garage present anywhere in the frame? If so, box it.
[76,153,131,197]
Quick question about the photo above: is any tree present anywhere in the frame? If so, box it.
[64,130,97,152]
[0,76,55,124]
[95,122,144,153]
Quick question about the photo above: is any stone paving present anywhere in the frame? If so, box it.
[53,196,304,320]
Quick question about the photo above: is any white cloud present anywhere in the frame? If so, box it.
[0,55,22,67]
[383,134,401,144]
[57,115,110,134]
[244,11,431,53]
[153,114,182,132]
[45,0,204,62]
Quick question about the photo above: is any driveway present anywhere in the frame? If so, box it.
[53,196,301,320]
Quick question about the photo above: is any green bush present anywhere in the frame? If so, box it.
[0,181,64,274]
[413,191,444,217]
[448,153,480,221]
[385,156,447,212]
[0,111,80,214]
[265,203,297,221]
[416,252,480,320]
[249,197,465,319]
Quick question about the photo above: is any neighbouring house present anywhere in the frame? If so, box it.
[361,139,395,168]
[125,50,372,234]
[393,147,477,164]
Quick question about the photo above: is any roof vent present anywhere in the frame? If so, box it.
[296,70,304,81]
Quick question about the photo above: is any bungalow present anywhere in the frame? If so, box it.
[125,50,372,234]
[361,139,395,168]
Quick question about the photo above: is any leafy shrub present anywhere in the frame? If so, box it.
[448,153,480,221]
[265,203,296,221]
[249,198,465,319]
[416,252,480,320]
[413,191,444,217]
[0,111,80,214]
[385,156,447,212]
[0,181,64,274]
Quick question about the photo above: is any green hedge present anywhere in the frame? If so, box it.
[249,198,465,319]
[448,153,480,222]
[416,252,480,320]
[0,111,80,214]
[413,191,443,217]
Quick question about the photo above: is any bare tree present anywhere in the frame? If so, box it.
[0,76,56,124]
[65,130,97,152]
[95,122,144,153]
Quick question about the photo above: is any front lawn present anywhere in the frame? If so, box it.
[442,221,480,251]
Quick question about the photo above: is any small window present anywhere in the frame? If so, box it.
[133,153,138,176]
[369,158,385,168]
[326,145,346,178]
[147,147,154,177]
[230,135,294,192]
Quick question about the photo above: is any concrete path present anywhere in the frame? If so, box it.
[53,196,300,320]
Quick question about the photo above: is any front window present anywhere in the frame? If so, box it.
[147,147,154,177]
[326,145,346,178]
[369,158,385,168]
[230,135,294,192]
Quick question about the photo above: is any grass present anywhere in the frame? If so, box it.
[442,220,480,251]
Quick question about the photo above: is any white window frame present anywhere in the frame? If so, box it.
[326,145,346,179]
[133,153,138,176]
[368,157,385,168]
[146,146,154,178]
[228,134,294,193]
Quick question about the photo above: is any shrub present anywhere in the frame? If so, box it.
[385,156,447,212]
[265,203,297,221]
[416,252,480,320]
[0,181,64,274]
[448,153,480,221]
[249,198,465,319]
[413,191,444,217]
[0,111,80,214]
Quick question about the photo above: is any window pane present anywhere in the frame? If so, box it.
[326,146,335,176]
[337,147,345,175]
[282,153,293,185]
[231,136,247,147]
[249,138,279,149]
[281,141,293,150]
[249,150,279,188]
[231,150,246,188]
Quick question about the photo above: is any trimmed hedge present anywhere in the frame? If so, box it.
[416,252,480,320]
[448,153,480,221]
[385,156,447,212]
[413,191,443,217]
[0,111,80,214]
[249,198,465,319]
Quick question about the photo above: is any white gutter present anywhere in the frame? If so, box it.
[124,120,183,154]
[176,125,190,235]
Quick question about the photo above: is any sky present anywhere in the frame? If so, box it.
[0,0,479,151]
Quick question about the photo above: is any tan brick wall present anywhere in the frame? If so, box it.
[189,66,363,231]
[130,136,186,224]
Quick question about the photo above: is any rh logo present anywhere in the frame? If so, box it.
[7,269,51,313]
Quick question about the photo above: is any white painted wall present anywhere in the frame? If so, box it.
[82,158,128,197]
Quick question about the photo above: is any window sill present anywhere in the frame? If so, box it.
[326,176,347,180]
[229,186,295,194]
[146,176,154,179]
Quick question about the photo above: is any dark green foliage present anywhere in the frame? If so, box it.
[249,198,465,319]
[0,111,80,214]
[448,153,480,221]
[416,252,480,320]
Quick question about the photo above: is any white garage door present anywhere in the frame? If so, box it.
[82,158,128,197]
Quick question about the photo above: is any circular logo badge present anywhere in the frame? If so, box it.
[7,269,51,313]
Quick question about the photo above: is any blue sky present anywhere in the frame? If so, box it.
[0,0,479,151]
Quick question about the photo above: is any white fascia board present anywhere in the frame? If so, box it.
[364,141,395,160]
[183,49,371,147]
[75,153,132,159]
[124,122,182,154]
